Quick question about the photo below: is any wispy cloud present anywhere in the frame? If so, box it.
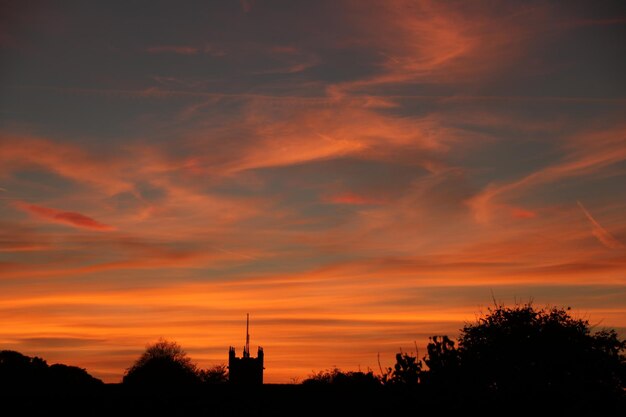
[467,126,626,223]
[577,201,625,250]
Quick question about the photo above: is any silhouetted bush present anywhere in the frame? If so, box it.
[123,339,201,389]
[381,352,422,386]
[421,335,460,392]
[303,367,381,388]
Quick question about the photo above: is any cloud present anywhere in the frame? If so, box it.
[146,44,225,56]
[0,134,131,194]
[577,201,625,250]
[509,207,537,219]
[323,192,385,205]
[15,202,115,231]
[327,0,544,97]
[178,104,465,178]
[467,126,626,223]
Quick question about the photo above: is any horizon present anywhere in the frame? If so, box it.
[1,1,625,384]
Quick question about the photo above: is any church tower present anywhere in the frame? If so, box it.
[228,314,264,384]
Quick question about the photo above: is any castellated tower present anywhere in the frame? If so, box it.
[228,314,264,384]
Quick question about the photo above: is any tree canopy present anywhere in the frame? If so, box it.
[122,338,228,388]
[123,339,200,388]
[422,303,626,402]
[0,350,102,391]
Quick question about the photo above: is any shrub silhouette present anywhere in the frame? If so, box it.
[421,303,626,400]
[303,367,381,387]
[421,335,460,392]
[381,352,422,386]
[123,338,200,388]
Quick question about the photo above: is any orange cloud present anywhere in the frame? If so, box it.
[14,202,115,231]
[178,105,465,178]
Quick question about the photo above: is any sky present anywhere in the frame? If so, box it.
[1,0,625,383]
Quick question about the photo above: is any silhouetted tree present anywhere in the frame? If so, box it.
[123,339,200,389]
[0,350,102,392]
[0,350,48,390]
[198,364,228,384]
[421,303,626,403]
[47,363,104,389]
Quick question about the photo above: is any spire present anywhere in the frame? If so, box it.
[244,313,250,358]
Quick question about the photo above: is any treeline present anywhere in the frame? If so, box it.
[1,304,625,407]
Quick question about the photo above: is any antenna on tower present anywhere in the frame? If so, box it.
[244,313,250,357]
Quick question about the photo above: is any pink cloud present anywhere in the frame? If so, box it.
[510,207,537,219]
[577,201,624,250]
[467,126,626,223]
[328,0,545,97]
[15,202,115,231]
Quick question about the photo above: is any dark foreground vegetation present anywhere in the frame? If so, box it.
[1,304,624,416]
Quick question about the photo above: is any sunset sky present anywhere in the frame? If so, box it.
[1,1,625,383]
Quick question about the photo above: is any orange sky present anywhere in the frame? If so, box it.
[1,1,625,382]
